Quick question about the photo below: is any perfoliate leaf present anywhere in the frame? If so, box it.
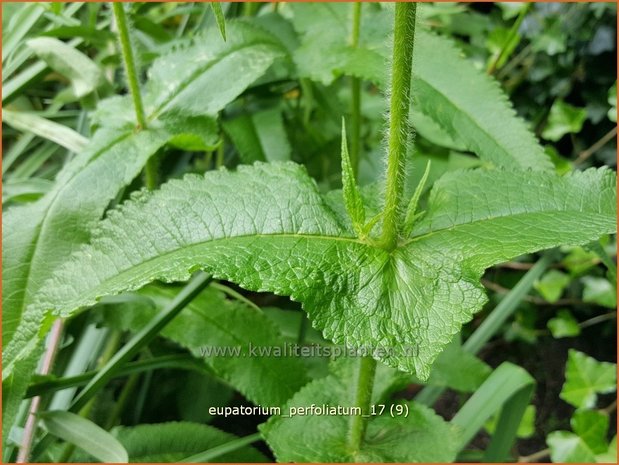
[560,349,617,409]
[39,410,128,463]
[9,163,615,387]
[103,284,310,407]
[261,359,458,462]
[340,122,365,236]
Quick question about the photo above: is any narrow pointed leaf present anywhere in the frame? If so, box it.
[340,123,365,235]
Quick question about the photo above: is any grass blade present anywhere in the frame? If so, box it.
[39,410,128,463]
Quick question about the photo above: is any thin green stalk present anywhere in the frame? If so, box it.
[69,272,212,413]
[112,3,146,129]
[112,2,158,189]
[350,3,362,175]
[26,354,199,398]
[380,2,417,251]
[487,3,530,75]
[348,356,377,453]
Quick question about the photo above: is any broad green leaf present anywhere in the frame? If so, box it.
[284,3,553,171]
[3,109,89,153]
[12,163,615,388]
[261,360,458,462]
[560,349,616,409]
[103,284,310,406]
[534,269,571,303]
[39,410,128,463]
[26,37,105,98]
[582,276,617,308]
[542,100,588,142]
[2,21,284,445]
[106,422,266,463]
[547,309,581,338]
[547,431,597,463]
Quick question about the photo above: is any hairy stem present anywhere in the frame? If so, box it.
[350,2,362,175]
[380,2,417,251]
[348,356,377,453]
[112,2,157,189]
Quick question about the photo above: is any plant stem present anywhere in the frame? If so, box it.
[112,2,158,189]
[16,320,64,463]
[348,356,377,453]
[112,3,146,129]
[380,2,417,251]
[350,2,362,175]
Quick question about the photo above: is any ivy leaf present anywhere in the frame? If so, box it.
[582,276,617,308]
[260,360,458,462]
[9,163,615,388]
[2,21,284,444]
[560,349,617,409]
[534,269,571,303]
[102,284,310,407]
[572,410,609,454]
[547,309,581,338]
[541,100,588,142]
[547,431,597,463]
[607,82,616,123]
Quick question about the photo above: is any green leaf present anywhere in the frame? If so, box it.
[607,82,616,123]
[340,122,365,236]
[542,100,588,142]
[413,30,552,171]
[2,109,89,153]
[26,37,105,98]
[582,276,617,308]
[103,284,310,406]
[534,269,571,303]
[223,108,291,164]
[108,422,265,463]
[486,404,536,439]
[261,360,458,462]
[11,164,616,388]
[547,309,581,338]
[2,21,285,445]
[572,410,609,454]
[286,3,553,171]
[548,431,597,463]
[596,436,617,463]
[560,349,616,409]
[39,410,128,463]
